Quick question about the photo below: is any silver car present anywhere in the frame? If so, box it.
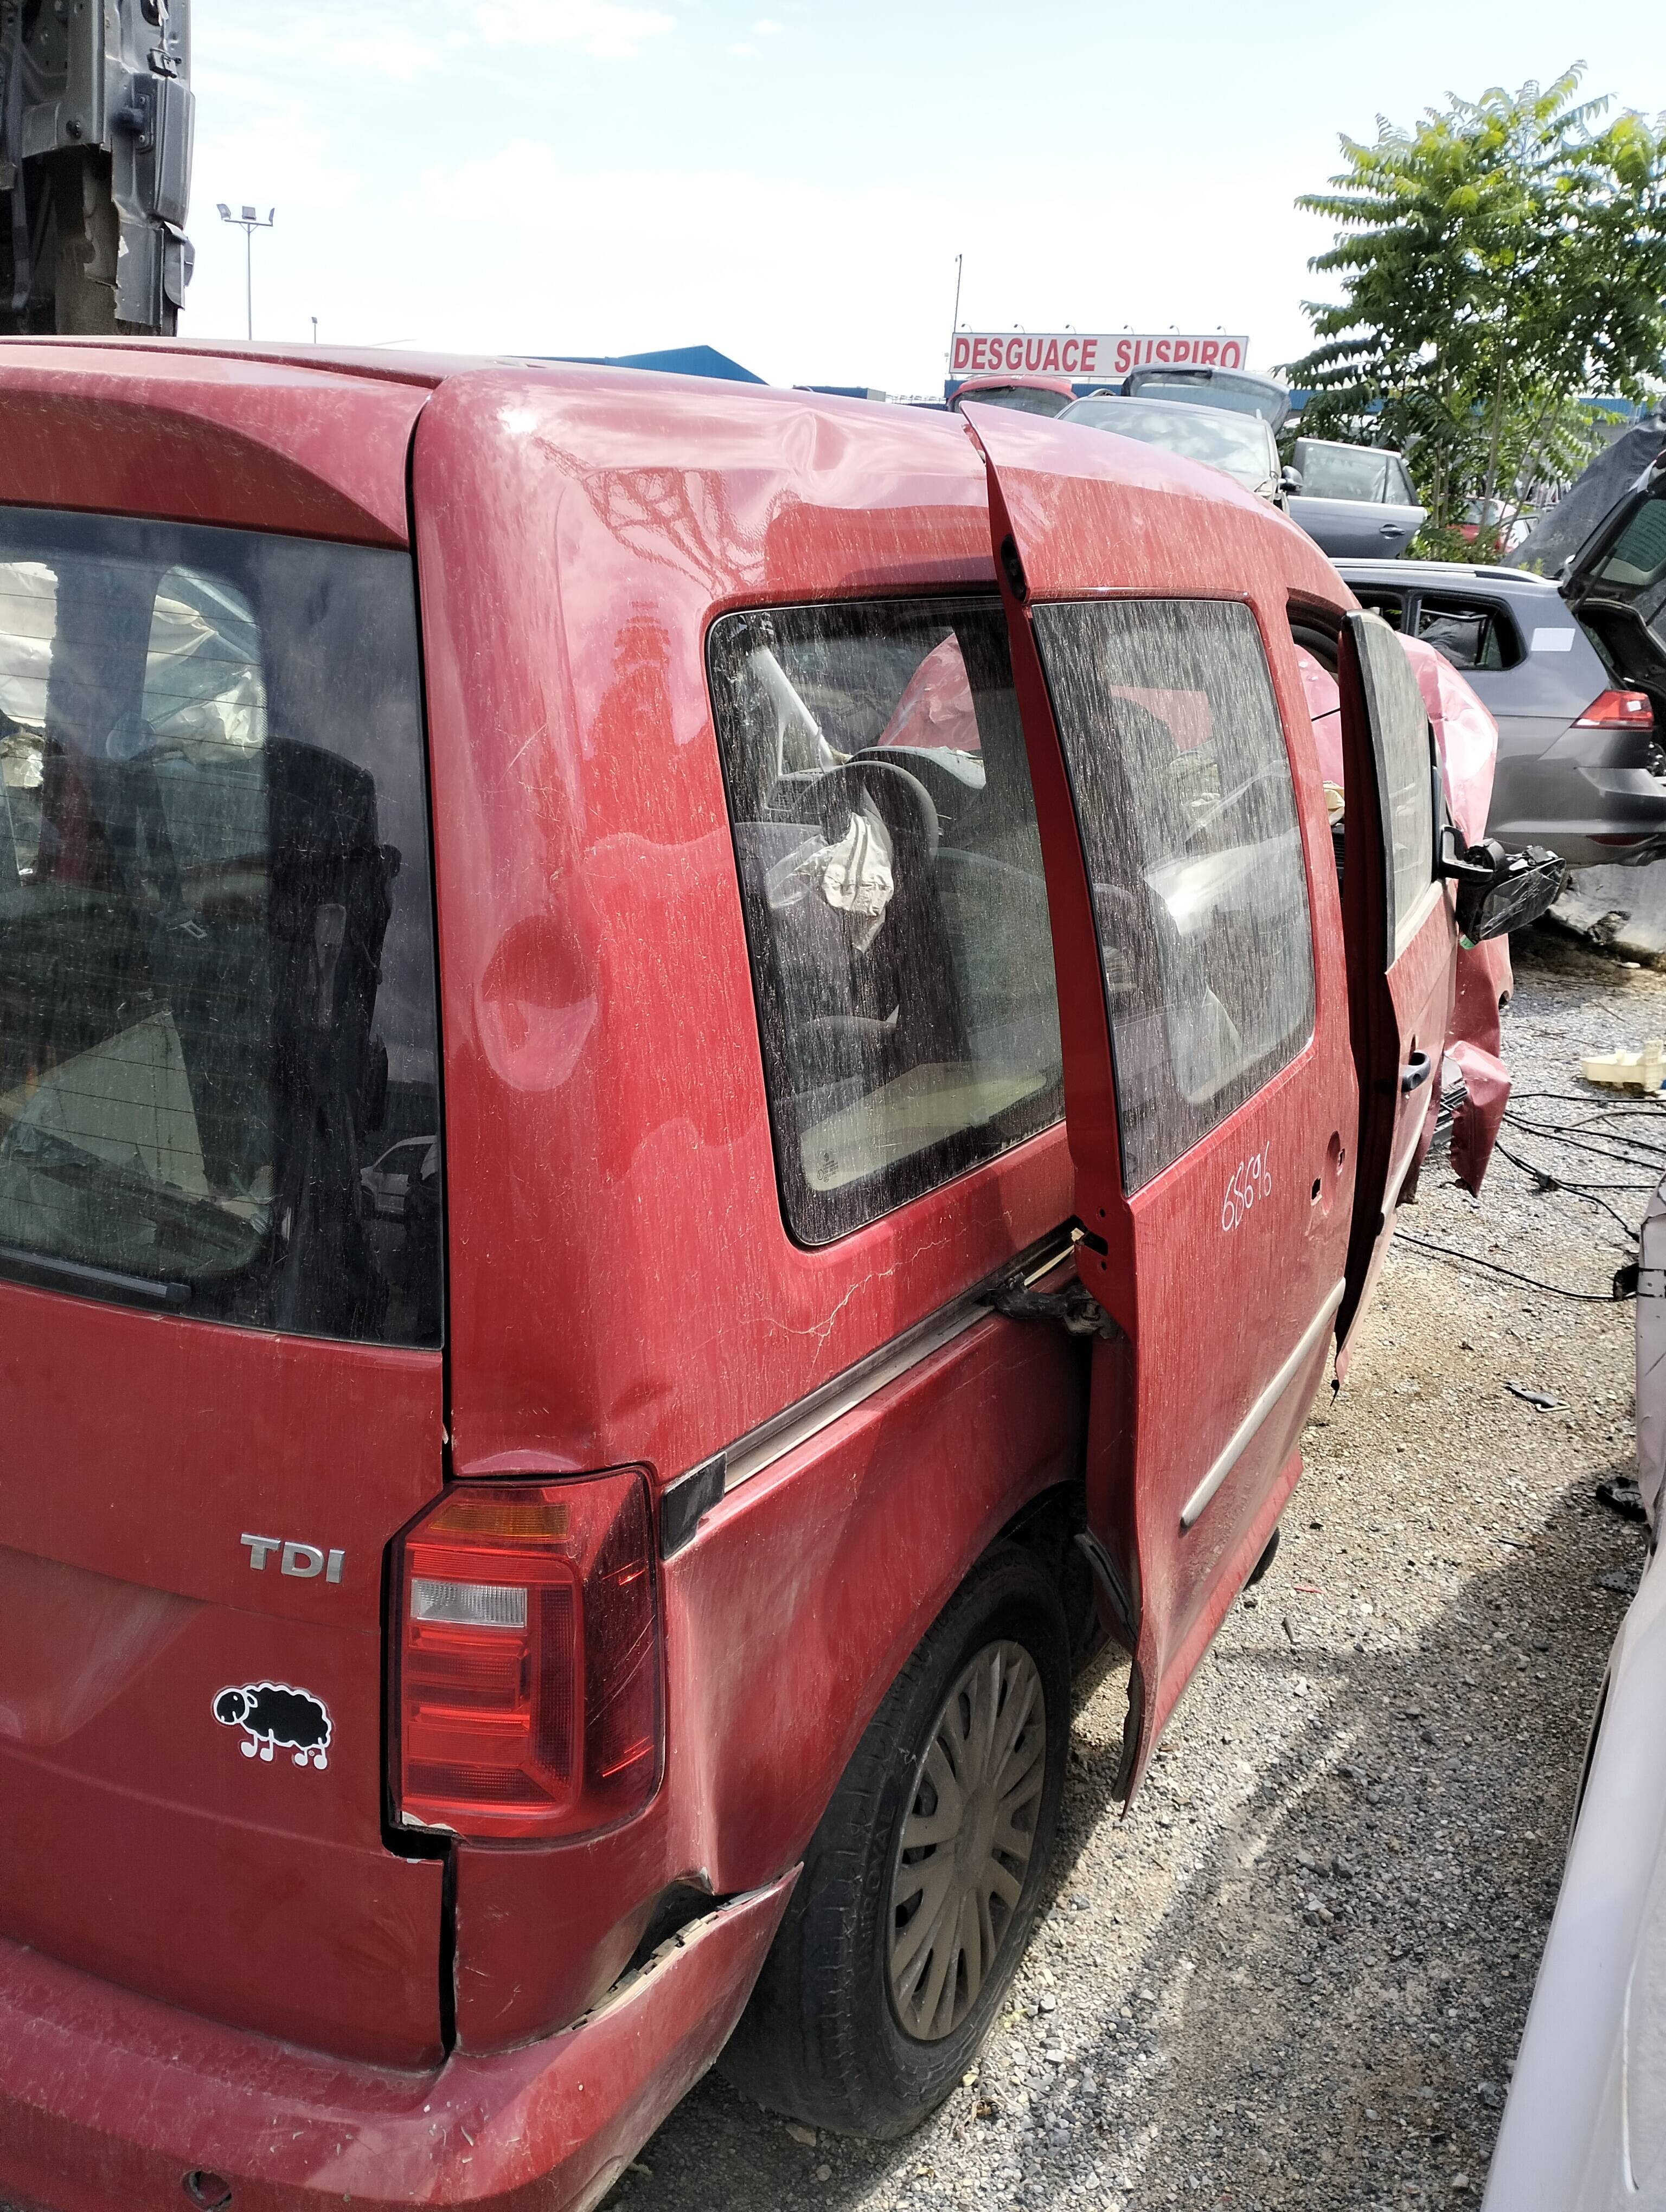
[1484,1164,1666,2207]
[1287,439,1427,559]
[1335,555,1666,867]
[1058,393,1284,501]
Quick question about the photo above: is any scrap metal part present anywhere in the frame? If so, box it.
[0,0,193,336]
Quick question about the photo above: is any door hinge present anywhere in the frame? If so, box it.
[985,1273,1116,1340]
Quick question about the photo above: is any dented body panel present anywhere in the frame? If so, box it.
[0,344,1461,2209]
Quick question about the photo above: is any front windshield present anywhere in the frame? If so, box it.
[1062,400,1274,491]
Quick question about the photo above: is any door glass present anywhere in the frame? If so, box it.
[1351,610,1435,955]
[1295,445,1394,501]
[1031,597,1315,1191]
[0,510,441,1346]
[708,597,1063,1244]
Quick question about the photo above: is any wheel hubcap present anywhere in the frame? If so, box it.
[887,1639,1047,2042]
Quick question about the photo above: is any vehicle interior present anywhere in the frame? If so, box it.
[0,528,439,1342]
[709,599,1065,1239]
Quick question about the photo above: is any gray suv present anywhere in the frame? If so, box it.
[1335,544,1666,867]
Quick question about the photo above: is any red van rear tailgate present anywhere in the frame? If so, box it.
[0,1282,446,2065]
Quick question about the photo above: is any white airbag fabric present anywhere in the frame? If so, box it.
[765,803,896,951]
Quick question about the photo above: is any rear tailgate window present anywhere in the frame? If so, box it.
[0,510,440,1344]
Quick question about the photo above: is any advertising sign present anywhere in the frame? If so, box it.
[950,331,1251,381]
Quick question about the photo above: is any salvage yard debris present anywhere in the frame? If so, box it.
[1580,1041,1666,1091]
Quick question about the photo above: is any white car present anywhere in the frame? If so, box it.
[1483,1175,1666,2207]
[1058,393,1286,502]
[358,1135,437,1221]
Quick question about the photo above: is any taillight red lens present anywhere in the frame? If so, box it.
[1575,689,1655,731]
[394,1471,661,1840]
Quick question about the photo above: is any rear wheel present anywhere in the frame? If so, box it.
[721,1547,1069,2137]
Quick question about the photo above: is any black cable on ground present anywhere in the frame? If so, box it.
[1396,1231,1631,1304]
[1488,1140,1647,1242]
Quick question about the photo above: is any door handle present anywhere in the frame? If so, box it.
[1400,1050,1432,1096]
[1378,521,1404,538]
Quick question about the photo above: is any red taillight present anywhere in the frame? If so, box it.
[1575,689,1655,731]
[394,1470,662,1841]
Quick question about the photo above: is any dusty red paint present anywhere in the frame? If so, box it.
[963,404,1367,1787]
[0,1873,794,2212]
[0,346,1460,2209]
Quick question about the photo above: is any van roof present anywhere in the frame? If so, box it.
[0,339,1344,610]
[0,337,980,549]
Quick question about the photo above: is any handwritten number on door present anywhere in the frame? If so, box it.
[1221,1145,1273,1233]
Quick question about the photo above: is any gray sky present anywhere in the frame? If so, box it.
[186,4,1665,394]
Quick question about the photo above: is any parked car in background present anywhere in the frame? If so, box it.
[1059,392,1286,501]
[1508,418,1665,582]
[1457,496,1530,553]
[1118,362,1291,429]
[0,344,1553,2212]
[946,372,1078,416]
[1285,439,1426,558]
[1336,553,1666,867]
[360,1135,438,1221]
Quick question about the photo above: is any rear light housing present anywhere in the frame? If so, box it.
[1575,689,1655,731]
[393,1470,662,1841]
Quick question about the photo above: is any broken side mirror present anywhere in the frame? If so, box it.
[1438,827,1566,947]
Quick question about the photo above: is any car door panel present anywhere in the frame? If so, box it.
[1334,610,1456,1370]
[962,405,1358,1795]
[1289,496,1421,561]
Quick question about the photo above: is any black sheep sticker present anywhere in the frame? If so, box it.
[213,1682,332,1770]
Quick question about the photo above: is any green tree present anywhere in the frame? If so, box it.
[1286,69,1666,554]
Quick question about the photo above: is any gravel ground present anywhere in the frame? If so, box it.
[622,926,1665,2212]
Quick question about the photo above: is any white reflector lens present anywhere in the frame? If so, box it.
[411,1578,528,1629]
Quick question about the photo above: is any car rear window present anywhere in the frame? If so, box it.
[1595,497,1666,598]
[707,597,1063,1245]
[0,509,441,1345]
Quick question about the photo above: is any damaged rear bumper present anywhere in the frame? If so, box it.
[0,1870,796,2212]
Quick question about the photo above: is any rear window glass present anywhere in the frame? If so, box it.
[1597,496,1666,595]
[707,598,1062,1245]
[0,509,441,1345]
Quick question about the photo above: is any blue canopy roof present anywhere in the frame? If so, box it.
[550,344,765,384]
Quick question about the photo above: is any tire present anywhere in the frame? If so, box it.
[1246,1522,1281,1587]
[721,1545,1071,2138]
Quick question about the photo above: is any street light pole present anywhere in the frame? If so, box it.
[215,204,275,341]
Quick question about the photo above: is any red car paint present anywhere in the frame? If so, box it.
[0,343,1458,2209]
[1299,632,1514,1197]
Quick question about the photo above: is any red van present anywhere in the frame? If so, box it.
[0,345,1537,2212]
